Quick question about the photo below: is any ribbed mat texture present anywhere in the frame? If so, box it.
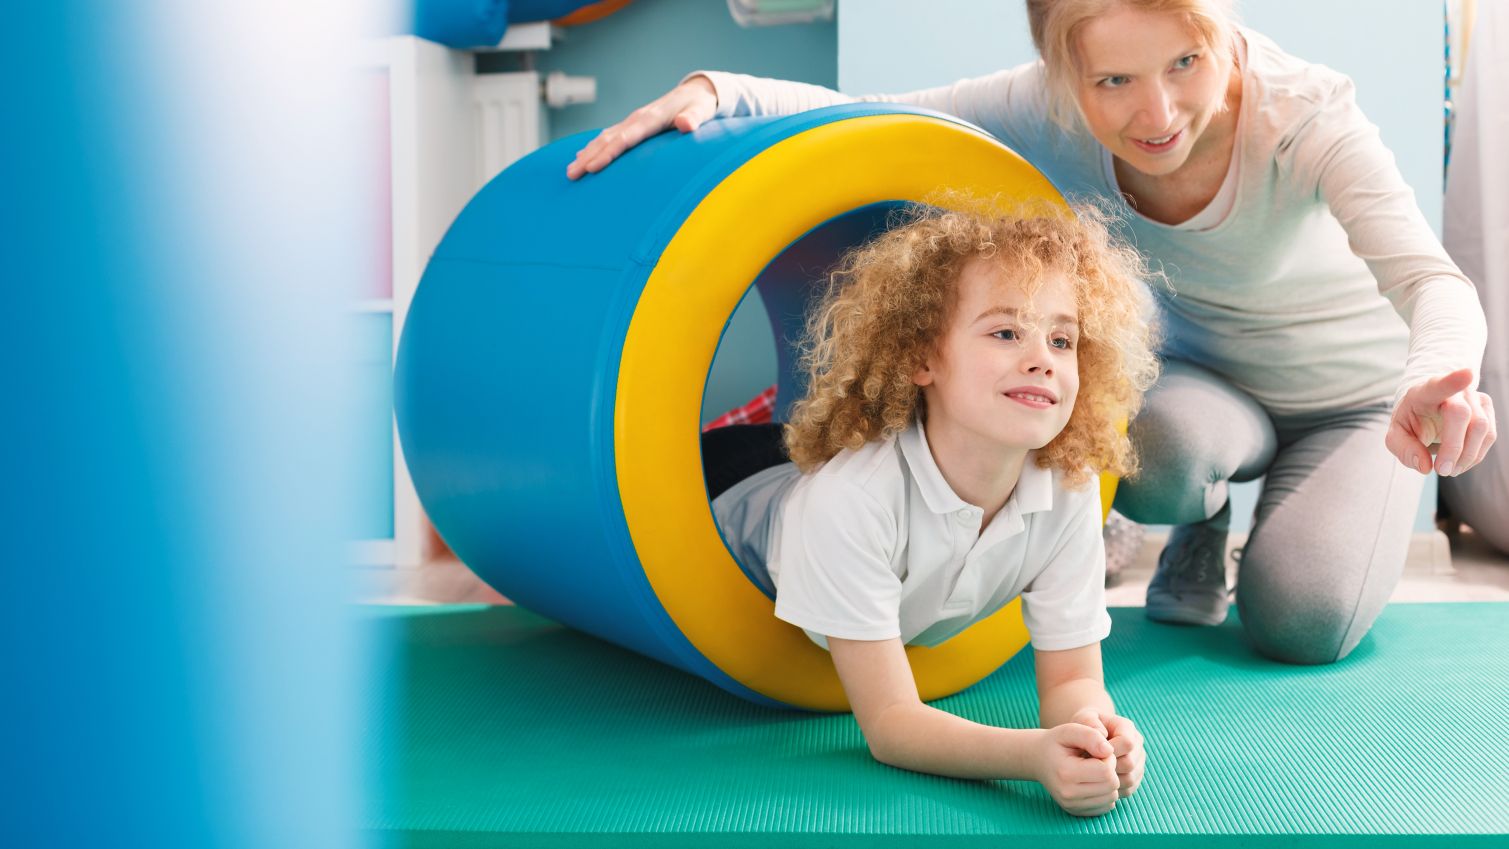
[363,603,1509,848]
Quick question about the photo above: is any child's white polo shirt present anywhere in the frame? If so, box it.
[711,421,1111,652]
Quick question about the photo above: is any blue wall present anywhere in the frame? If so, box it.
[839,0,1036,93]
[518,0,837,143]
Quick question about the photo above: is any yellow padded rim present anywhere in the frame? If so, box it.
[616,113,1112,711]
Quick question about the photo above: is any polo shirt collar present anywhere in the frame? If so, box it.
[898,419,1057,517]
[899,420,968,515]
[1010,453,1056,516]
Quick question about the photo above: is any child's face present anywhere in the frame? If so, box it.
[914,258,1080,454]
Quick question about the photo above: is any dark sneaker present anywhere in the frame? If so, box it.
[1145,508,1231,626]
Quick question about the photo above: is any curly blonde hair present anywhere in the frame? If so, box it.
[783,197,1161,488]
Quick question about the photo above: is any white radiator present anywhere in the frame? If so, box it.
[474,72,545,182]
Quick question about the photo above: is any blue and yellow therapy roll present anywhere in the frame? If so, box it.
[394,104,1115,711]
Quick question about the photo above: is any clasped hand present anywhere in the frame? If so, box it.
[1036,708,1144,817]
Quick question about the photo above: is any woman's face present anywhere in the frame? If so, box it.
[1071,5,1232,176]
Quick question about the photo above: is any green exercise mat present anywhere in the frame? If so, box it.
[362,603,1509,848]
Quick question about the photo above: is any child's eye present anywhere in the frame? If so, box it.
[992,329,1018,342]
[1051,336,1074,350]
[1099,75,1131,88]
[1173,54,1198,71]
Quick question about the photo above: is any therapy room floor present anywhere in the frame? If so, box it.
[364,525,1509,607]
[361,526,1509,846]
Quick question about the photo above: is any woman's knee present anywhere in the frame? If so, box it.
[1234,542,1395,665]
[1116,362,1275,525]
[1239,596,1361,665]
[1114,469,1225,526]
[1116,404,1234,524]
[1231,411,1419,665]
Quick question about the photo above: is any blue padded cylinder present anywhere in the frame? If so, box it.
[395,104,1068,708]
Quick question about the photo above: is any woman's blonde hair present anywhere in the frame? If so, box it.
[1025,0,1239,128]
[783,197,1161,488]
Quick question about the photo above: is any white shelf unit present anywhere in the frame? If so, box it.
[353,32,552,567]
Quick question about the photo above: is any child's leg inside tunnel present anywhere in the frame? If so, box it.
[701,423,790,500]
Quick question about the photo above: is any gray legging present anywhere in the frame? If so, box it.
[1114,359,1424,665]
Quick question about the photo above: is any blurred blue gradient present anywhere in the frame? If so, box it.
[5,4,375,847]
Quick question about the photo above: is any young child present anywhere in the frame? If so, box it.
[707,200,1160,817]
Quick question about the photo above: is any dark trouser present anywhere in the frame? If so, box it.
[701,424,790,500]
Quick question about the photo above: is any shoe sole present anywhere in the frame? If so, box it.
[1144,603,1229,627]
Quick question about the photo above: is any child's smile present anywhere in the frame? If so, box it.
[1004,388,1059,409]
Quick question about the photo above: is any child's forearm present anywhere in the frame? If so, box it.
[1038,678,1115,728]
[864,701,1043,781]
